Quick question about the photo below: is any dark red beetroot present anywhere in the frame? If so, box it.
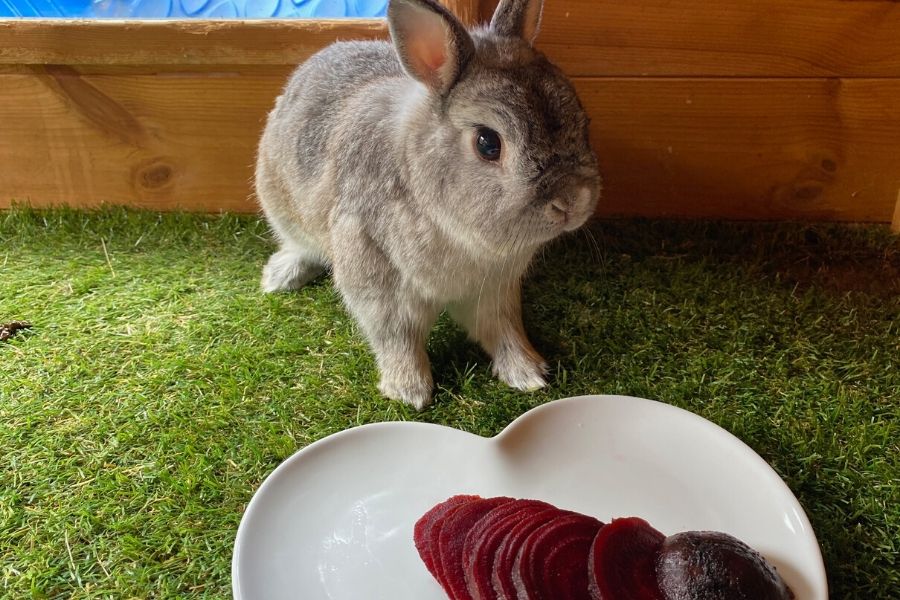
[656,531,794,600]
[588,517,665,600]
[511,513,604,600]
[492,507,566,599]
[437,496,515,599]
[462,500,555,600]
[415,496,480,582]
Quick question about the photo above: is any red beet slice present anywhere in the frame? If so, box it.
[437,496,515,599]
[588,516,665,600]
[415,495,481,582]
[512,512,604,600]
[492,507,566,599]
[462,499,555,600]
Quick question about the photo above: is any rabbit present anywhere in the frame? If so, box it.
[255,0,601,410]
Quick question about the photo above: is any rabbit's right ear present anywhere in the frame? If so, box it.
[388,0,475,96]
[490,0,544,44]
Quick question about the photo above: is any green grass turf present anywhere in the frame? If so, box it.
[1,206,898,598]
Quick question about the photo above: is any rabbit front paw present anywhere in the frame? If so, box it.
[261,248,324,293]
[492,351,548,392]
[378,373,434,411]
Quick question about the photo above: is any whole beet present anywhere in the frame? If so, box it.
[656,531,793,600]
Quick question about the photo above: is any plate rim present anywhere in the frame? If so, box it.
[232,394,828,598]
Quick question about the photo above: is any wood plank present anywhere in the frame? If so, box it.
[576,78,900,221]
[892,191,900,233]
[0,5,474,69]
[444,0,482,26]
[3,0,900,77]
[0,19,387,67]
[1,69,899,221]
[486,0,900,77]
[0,66,282,212]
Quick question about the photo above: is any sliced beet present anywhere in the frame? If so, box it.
[512,512,604,600]
[656,531,794,600]
[462,499,555,600]
[437,496,515,599]
[414,495,481,583]
[492,507,566,599]
[588,516,665,600]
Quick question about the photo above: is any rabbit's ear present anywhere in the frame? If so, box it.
[388,0,475,96]
[490,0,544,44]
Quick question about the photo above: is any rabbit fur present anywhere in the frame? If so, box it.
[256,0,600,409]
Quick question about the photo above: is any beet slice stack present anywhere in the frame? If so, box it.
[492,506,566,599]
[415,495,480,582]
[513,512,605,600]
[437,497,514,599]
[462,499,554,600]
[414,496,793,600]
[588,517,665,600]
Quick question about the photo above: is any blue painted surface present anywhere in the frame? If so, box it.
[0,0,387,17]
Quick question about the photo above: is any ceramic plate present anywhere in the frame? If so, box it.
[232,395,827,599]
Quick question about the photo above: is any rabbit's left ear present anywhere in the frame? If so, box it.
[490,0,544,45]
[388,0,475,96]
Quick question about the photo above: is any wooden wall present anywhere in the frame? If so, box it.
[1,1,900,224]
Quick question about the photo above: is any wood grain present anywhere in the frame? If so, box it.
[444,0,481,25]
[577,78,900,221]
[3,1,900,77]
[892,191,900,233]
[2,68,898,221]
[0,19,388,67]
[485,0,900,77]
[0,68,277,212]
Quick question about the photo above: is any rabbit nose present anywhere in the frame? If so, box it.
[544,196,571,226]
[545,187,594,231]
[549,197,569,217]
[566,186,596,230]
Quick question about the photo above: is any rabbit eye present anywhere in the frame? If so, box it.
[474,127,502,162]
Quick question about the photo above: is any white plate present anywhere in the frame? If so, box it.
[232,395,827,599]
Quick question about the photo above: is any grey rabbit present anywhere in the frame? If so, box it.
[256,0,601,409]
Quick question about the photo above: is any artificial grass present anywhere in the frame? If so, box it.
[1,206,898,599]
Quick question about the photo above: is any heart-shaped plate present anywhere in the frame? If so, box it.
[232,395,827,599]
